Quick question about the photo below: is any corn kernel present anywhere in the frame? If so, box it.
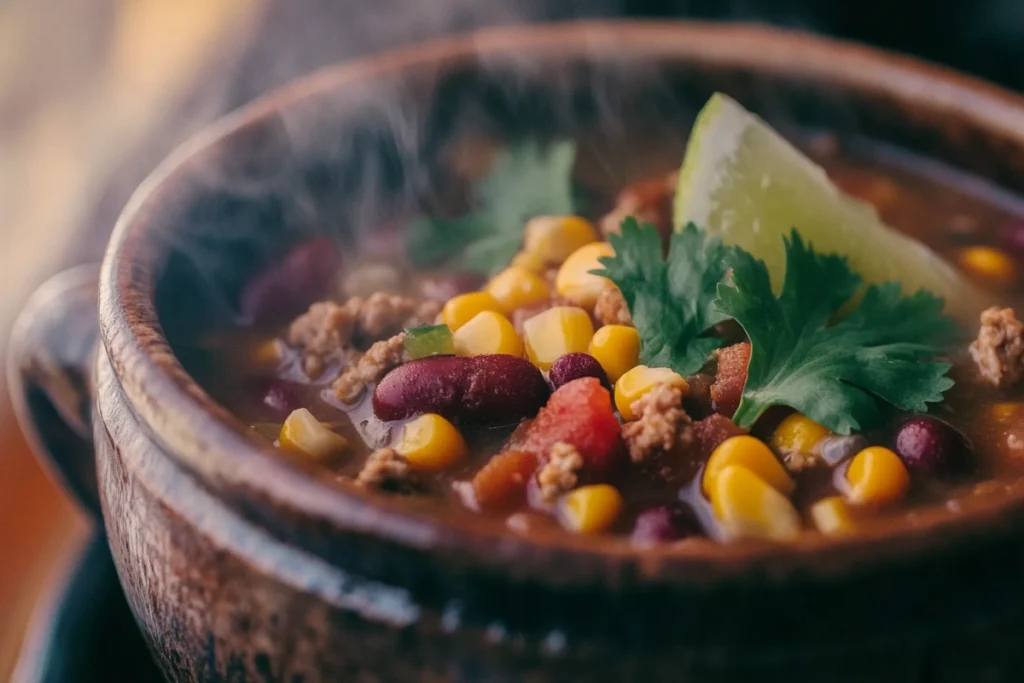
[845,446,910,506]
[960,246,1017,285]
[770,413,832,457]
[614,365,688,421]
[703,435,794,497]
[250,339,283,369]
[395,413,468,472]
[810,496,857,535]
[441,291,502,332]
[485,266,551,314]
[522,306,595,370]
[710,465,801,542]
[524,215,598,265]
[279,408,348,461]
[589,325,640,383]
[511,250,547,273]
[559,484,624,534]
[555,242,615,309]
[453,310,523,357]
[991,402,1021,423]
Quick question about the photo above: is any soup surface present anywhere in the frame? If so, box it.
[188,96,1024,545]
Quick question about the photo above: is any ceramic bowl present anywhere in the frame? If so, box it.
[13,22,1024,682]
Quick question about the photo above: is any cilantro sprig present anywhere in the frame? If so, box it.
[407,140,577,275]
[593,218,741,375]
[715,230,959,434]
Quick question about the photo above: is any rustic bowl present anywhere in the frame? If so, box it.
[12,21,1024,682]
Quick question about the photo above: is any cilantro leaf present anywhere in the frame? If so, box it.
[593,218,740,375]
[715,230,959,434]
[407,140,577,274]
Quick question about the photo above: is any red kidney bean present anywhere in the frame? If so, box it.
[373,354,550,424]
[239,237,341,324]
[631,505,698,544]
[417,272,486,302]
[241,379,301,419]
[548,352,608,389]
[893,415,971,477]
[262,381,300,416]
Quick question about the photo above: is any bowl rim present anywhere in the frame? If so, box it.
[98,19,1024,588]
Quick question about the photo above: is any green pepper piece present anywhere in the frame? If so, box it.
[403,324,455,359]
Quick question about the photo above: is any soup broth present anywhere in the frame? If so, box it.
[185,118,1024,545]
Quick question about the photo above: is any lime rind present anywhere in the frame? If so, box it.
[674,93,986,322]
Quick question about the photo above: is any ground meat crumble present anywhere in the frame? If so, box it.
[332,333,406,403]
[355,447,410,489]
[599,172,677,244]
[622,383,693,463]
[360,292,432,339]
[537,442,583,503]
[287,299,361,377]
[970,306,1024,389]
[593,286,633,327]
[287,295,439,378]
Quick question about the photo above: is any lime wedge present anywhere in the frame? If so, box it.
[674,93,987,322]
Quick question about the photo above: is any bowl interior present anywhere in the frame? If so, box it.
[106,21,1024,590]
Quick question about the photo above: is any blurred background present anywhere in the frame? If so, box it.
[1,0,1023,679]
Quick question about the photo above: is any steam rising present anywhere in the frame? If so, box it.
[153,12,700,336]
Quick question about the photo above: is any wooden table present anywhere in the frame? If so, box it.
[0,408,86,681]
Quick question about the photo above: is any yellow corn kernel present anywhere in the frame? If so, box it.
[279,408,348,461]
[770,413,832,456]
[395,413,468,472]
[511,250,547,273]
[960,246,1017,285]
[991,402,1021,423]
[485,266,551,314]
[703,435,795,497]
[441,291,502,332]
[614,365,689,421]
[555,242,615,309]
[710,465,801,542]
[559,484,624,534]
[845,446,910,506]
[522,306,595,370]
[524,215,598,264]
[588,325,641,383]
[810,496,857,535]
[250,338,283,368]
[453,310,523,357]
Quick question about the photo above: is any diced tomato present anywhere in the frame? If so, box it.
[520,377,623,475]
[471,450,539,512]
[711,342,750,418]
[693,414,746,460]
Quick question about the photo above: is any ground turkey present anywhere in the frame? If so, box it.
[622,383,693,463]
[970,306,1024,389]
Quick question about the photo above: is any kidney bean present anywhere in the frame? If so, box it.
[373,354,549,424]
[631,505,697,543]
[240,237,341,324]
[243,379,301,419]
[548,352,608,389]
[417,272,485,302]
[893,415,971,477]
